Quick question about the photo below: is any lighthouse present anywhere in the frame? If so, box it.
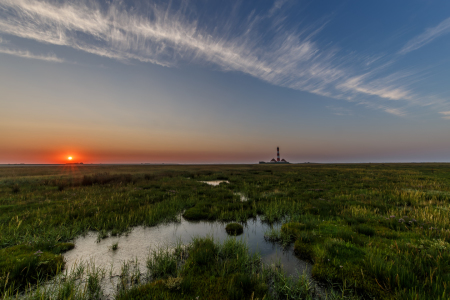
[259,147,290,164]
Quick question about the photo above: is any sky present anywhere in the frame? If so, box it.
[0,0,450,164]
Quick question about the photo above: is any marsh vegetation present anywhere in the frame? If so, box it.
[1,163,450,299]
[225,223,244,235]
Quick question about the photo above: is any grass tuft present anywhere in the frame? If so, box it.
[225,223,243,235]
[111,242,118,251]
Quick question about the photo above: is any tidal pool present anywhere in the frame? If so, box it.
[64,217,309,276]
[63,217,312,298]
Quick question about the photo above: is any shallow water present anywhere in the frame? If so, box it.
[200,181,247,201]
[63,217,311,297]
[64,217,309,276]
[199,180,229,186]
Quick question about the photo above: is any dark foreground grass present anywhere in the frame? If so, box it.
[0,245,64,293]
[1,163,450,299]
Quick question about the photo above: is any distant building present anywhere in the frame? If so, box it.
[259,147,290,164]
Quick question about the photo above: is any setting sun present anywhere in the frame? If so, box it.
[68,156,72,160]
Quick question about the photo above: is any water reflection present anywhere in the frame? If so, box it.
[64,217,311,278]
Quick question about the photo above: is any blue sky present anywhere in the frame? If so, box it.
[0,0,449,163]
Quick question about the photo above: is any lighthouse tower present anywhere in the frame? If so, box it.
[259,147,290,164]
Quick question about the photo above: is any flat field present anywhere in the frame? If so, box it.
[1,163,450,299]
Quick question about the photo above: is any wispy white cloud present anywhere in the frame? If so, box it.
[0,0,338,88]
[0,46,64,62]
[439,111,450,120]
[268,0,289,17]
[0,0,444,117]
[399,17,450,54]
[384,107,405,117]
[337,72,413,101]
[355,100,407,117]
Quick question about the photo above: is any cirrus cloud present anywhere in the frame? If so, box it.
[439,111,450,120]
[0,46,64,62]
[0,0,447,117]
[399,17,450,54]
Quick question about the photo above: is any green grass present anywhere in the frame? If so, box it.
[225,223,243,235]
[0,245,64,294]
[1,163,450,299]
[117,237,267,300]
[111,242,118,251]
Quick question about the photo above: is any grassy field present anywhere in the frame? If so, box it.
[1,163,450,299]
